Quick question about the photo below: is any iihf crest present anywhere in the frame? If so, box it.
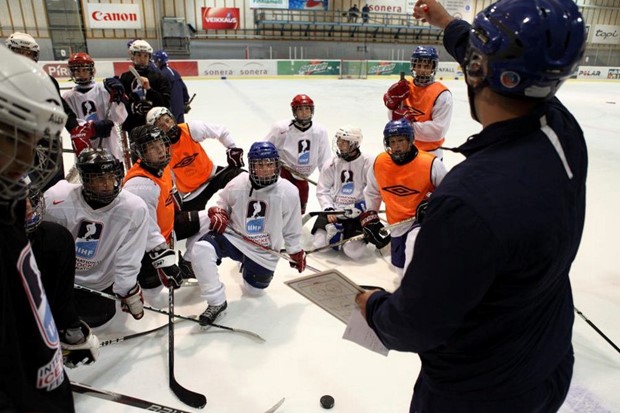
[340,169,354,195]
[246,200,266,233]
[75,220,103,259]
[297,139,311,165]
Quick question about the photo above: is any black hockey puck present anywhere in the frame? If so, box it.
[320,395,335,409]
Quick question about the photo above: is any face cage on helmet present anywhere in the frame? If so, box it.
[0,123,62,201]
[333,136,360,160]
[25,187,45,234]
[69,63,95,85]
[80,168,124,204]
[410,58,437,86]
[136,136,172,169]
[249,158,281,188]
[383,135,413,164]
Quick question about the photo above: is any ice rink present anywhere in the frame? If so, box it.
[65,75,620,412]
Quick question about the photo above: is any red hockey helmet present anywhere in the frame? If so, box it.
[290,94,314,125]
[68,52,95,85]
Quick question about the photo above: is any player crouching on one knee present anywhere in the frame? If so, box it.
[362,119,447,277]
[311,125,374,259]
[188,142,306,326]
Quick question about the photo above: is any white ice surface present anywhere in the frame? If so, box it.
[64,76,620,412]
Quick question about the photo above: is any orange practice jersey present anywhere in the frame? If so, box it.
[402,82,448,151]
[170,123,215,193]
[124,162,176,243]
[373,151,436,224]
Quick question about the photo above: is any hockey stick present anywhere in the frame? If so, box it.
[307,208,386,217]
[73,284,266,342]
[100,322,169,347]
[264,397,286,413]
[224,226,323,273]
[71,381,192,413]
[281,162,318,186]
[305,215,417,255]
[168,286,207,408]
[574,306,620,354]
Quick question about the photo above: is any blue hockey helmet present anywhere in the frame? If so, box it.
[153,50,169,66]
[410,46,439,86]
[247,142,281,188]
[383,119,416,164]
[465,0,585,99]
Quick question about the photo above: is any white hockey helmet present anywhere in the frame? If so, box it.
[333,125,363,160]
[129,39,153,55]
[0,46,66,201]
[146,106,174,126]
[5,32,40,62]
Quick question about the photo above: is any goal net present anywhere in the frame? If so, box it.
[339,60,368,79]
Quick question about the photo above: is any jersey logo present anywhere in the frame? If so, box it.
[297,139,311,165]
[245,200,267,233]
[52,200,64,205]
[382,185,420,197]
[173,153,199,169]
[340,170,355,195]
[81,100,98,121]
[17,246,65,391]
[401,105,425,117]
[75,220,104,260]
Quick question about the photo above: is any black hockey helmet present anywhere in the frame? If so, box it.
[129,124,171,169]
[76,148,124,204]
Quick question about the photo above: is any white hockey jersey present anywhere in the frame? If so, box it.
[43,181,149,296]
[265,120,332,177]
[316,153,374,210]
[63,82,128,161]
[216,172,303,270]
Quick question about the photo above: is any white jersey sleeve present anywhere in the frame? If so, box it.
[43,181,149,296]
[364,157,383,212]
[123,176,167,251]
[413,90,453,144]
[187,119,236,148]
[216,173,303,270]
[431,157,448,188]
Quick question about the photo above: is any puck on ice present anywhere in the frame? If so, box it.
[320,395,334,409]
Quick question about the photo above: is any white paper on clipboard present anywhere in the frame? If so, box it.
[284,269,364,324]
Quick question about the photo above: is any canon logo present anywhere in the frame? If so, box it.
[91,11,138,22]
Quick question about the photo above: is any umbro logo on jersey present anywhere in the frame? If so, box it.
[52,200,64,205]
[382,185,420,197]
[173,153,199,169]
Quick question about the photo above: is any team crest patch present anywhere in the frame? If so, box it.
[297,139,311,165]
[246,200,267,233]
[340,169,355,195]
[75,220,103,260]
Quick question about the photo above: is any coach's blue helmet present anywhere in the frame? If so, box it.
[464,0,585,99]
[248,141,281,188]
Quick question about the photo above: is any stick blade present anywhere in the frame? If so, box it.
[170,377,207,409]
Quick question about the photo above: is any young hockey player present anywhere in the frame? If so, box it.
[25,182,99,369]
[120,40,171,134]
[43,148,149,327]
[358,1,587,411]
[312,125,373,259]
[123,125,184,291]
[0,48,74,412]
[189,142,306,325]
[146,106,245,211]
[264,94,332,214]
[383,46,453,160]
[5,32,79,187]
[153,50,191,123]
[362,118,446,273]
[63,52,129,163]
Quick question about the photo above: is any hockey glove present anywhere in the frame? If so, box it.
[119,283,144,320]
[130,99,153,116]
[70,123,96,156]
[226,147,245,168]
[416,199,429,224]
[383,79,410,110]
[93,119,114,138]
[149,248,184,289]
[61,320,100,368]
[208,207,230,235]
[360,210,391,249]
[289,250,307,273]
[103,77,127,103]
[343,200,366,219]
[392,106,418,123]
